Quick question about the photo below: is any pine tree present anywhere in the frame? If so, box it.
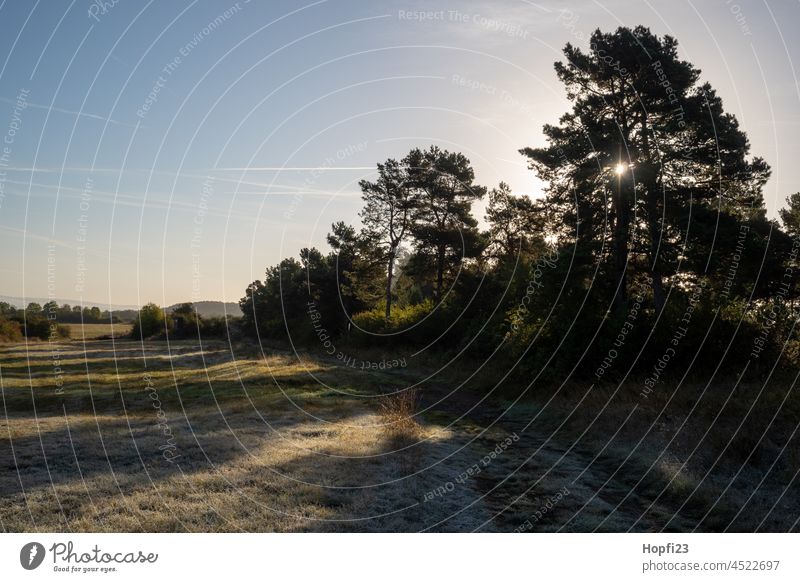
[522,26,770,313]
[359,159,414,319]
[404,146,486,300]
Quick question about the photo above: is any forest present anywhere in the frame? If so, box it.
[238,26,800,389]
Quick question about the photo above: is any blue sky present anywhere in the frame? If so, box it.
[0,0,798,307]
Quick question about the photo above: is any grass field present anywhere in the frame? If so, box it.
[0,339,798,532]
[62,322,133,340]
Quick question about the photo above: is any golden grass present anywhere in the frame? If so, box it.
[0,340,499,532]
[63,322,133,340]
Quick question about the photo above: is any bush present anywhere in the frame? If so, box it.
[131,303,166,339]
[200,316,238,339]
[7,317,70,341]
[352,300,433,333]
[0,318,23,342]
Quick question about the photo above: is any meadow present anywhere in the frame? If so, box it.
[0,338,797,532]
[62,323,134,340]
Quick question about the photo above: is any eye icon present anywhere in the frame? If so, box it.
[20,542,46,570]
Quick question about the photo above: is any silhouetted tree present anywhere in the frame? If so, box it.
[359,159,415,319]
[523,26,771,313]
[405,146,486,300]
[485,182,544,261]
[780,192,800,239]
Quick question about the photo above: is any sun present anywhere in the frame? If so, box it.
[614,163,627,175]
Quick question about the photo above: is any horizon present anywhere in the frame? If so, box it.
[0,294,241,311]
[1,0,798,305]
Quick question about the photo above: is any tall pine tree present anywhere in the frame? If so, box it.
[522,26,770,313]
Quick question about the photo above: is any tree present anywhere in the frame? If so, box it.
[131,303,165,339]
[26,302,42,316]
[170,302,199,333]
[485,182,544,261]
[522,26,770,313]
[779,192,800,309]
[43,301,58,317]
[326,221,381,316]
[359,158,415,319]
[404,146,486,300]
[779,192,800,239]
[240,258,308,339]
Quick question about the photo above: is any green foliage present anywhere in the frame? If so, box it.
[12,317,70,341]
[131,303,166,339]
[0,318,23,342]
[352,301,433,333]
[405,146,486,299]
[359,157,415,319]
[779,192,800,238]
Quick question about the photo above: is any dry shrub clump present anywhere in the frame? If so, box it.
[378,388,421,444]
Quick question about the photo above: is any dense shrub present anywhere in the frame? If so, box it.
[131,303,166,339]
[352,301,433,333]
[0,318,23,342]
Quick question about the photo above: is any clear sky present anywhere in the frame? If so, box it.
[0,0,798,307]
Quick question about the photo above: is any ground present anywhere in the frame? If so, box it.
[0,339,797,532]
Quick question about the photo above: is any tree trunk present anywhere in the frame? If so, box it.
[612,186,630,312]
[646,187,665,315]
[385,249,395,320]
[651,269,665,315]
[612,94,631,313]
[435,244,445,300]
[640,112,665,315]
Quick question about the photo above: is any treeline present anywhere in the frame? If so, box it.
[0,301,116,341]
[239,26,800,385]
[0,301,75,341]
[0,301,121,323]
[130,302,237,340]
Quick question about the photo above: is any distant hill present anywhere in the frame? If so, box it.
[166,301,242,318]
[1,295,242,320]
[0,295,140,311]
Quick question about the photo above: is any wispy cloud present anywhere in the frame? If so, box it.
[0,225,118,258]
[0,96,139,128]
[210,167,374,172]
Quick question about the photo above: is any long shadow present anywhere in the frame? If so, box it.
[0,402,459,532]
[0,350,441,532]
[0,344,232,376]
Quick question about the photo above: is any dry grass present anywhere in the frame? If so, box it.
[1,339,797,532]
[0,340,496,532]
[63,322,133,340]
[378,388,422,445]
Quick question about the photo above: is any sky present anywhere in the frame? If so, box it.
[0,0,798,307]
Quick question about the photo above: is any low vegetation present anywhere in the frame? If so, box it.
[1,339,796,532]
